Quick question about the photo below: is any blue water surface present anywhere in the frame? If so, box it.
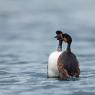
[0,0,95,95]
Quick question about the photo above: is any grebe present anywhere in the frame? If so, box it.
[57,33,80,80]
[47,31,63,78]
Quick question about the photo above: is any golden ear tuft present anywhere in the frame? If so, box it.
[64,37,68,43]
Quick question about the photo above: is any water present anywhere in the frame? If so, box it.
[0,0,95,95]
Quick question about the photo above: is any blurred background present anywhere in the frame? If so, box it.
[0,0,95,95]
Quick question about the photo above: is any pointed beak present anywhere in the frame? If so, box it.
[54,36,58,38]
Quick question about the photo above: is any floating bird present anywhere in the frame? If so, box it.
[47,31,63,78]
[57,33,80,80]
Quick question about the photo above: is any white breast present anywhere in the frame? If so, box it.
[48,51,62,78]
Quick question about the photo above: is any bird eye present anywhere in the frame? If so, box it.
[56,31,62,34]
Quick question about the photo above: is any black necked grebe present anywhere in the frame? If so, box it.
[47,31,64,78]
[57,33,80,80]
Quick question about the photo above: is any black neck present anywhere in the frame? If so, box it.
[66,43,71,52]
[57,40,63,51]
